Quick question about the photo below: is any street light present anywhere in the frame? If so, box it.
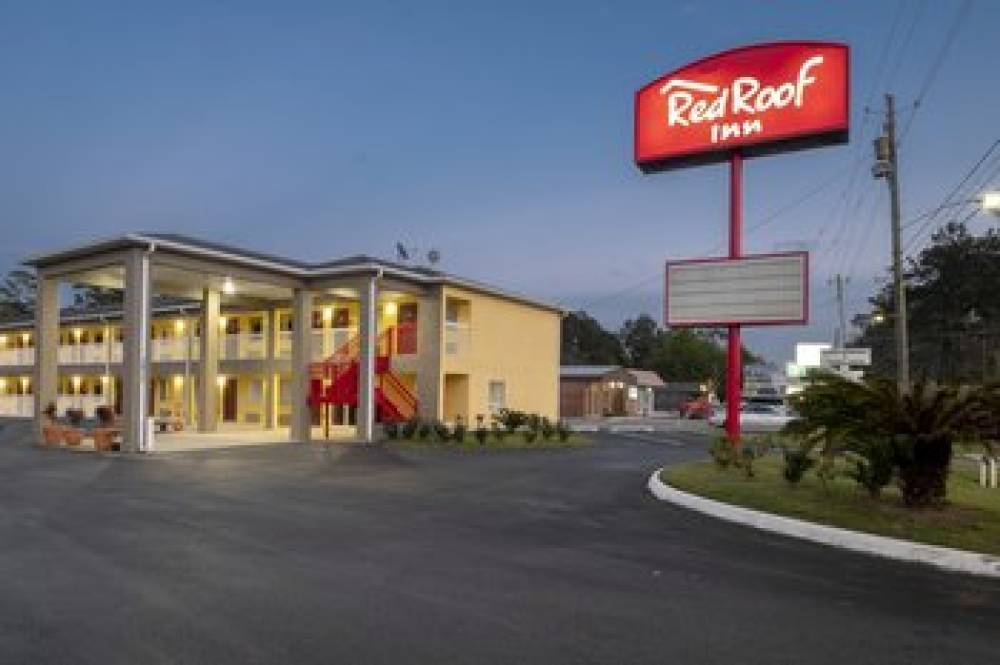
[982,191,1000,216]
[871,312,886,324]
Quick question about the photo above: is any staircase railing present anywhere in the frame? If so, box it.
[380,371,418,419]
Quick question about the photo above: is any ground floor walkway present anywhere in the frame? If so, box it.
[0,423,997,664]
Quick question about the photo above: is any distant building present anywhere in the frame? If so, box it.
[559,366,665,418]
[744,362,786,402]
[785,342,831,395]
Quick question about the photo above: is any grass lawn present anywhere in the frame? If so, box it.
[387,433,590,451]
[662,455,1000,556]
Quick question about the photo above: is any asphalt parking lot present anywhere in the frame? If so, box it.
[1,420,998,665]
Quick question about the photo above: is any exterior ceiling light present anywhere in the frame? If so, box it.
[223,277,236,295]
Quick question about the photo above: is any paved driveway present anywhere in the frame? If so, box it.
[1,422,998,664]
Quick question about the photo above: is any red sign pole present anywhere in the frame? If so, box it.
[726,151,743,447]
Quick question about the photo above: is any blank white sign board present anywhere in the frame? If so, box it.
[665,252,808,326]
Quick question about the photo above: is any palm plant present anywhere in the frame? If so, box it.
[785,371,990,507]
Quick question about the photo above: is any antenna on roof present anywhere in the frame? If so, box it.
[426,249,441,266]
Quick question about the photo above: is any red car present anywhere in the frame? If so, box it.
[679,396,713,419]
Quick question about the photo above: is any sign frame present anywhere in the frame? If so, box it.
[635,41,850,173]
[664,251,809,328]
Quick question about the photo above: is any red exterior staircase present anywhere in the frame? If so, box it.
[308,326,418,423]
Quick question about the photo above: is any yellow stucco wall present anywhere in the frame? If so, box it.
[440,286,560,422]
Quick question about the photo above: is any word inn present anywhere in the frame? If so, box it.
[659,55,825,145]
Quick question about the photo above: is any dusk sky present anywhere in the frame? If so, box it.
[1,0,997,363]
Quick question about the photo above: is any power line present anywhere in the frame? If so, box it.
[571,167,850,314]
[902,137,1000,251]
[898,0,975,143]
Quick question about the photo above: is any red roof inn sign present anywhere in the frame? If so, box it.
[634,42,849,443]
[635,42,849,171]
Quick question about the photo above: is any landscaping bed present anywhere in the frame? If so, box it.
[662,455,1000,557]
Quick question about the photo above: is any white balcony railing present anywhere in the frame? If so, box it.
[279,328,356,361]
[444,323,470,358]
[220,333,266,360]
[0,395,33,417]
[56,395,109,418]
[0,348,35,366]
[152,338,198,362]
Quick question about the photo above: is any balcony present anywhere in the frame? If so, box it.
[152,338,199,362]
[56,395,109,418]
[278,329,356,361]
[220,333,265,361]
[0,395,33,417]
[57,343,121,365]
[0,347,35,366]
[444,322,470,360]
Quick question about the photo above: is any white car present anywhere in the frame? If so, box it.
[708,403,794,432]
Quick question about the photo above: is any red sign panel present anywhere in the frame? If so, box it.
[635,42,849,172]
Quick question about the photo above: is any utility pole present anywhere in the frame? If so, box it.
[830,273,848,350]
[873,93,909,393]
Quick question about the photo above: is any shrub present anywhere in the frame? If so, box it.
[526,413,542,434]
[417,421,432,441]
[740,447,756,478]
[475,425,488,445]
[66,409,85,427]
[94,405,115,426]
[495,408,527,434]
[453,417,467,443]
[709,436,735,469]
[845,442,894,498]
[431,419,449,441]
[491,422,506,443]
[402,417,420,440]
[384,422,400,440]
[781,447,815,484]
[523,428,538,444]
[556,420,571,442]
[540,417,555,441]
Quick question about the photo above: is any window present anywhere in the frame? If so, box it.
[312,310,324,329]
[446,300,461,324]
[249,317,264,335]
[248,379,264,405]
[333,307,350,328]
[488,381,506,413]
[225,317,241,335]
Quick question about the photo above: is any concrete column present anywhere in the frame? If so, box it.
[264,308,278,429]
[33,275,59,440]
[415,286,444,420]
[184,316,194,427]
[198,288,220,432]
[357,275,378,442]
[121,249,152,452]
[289,289,314,442]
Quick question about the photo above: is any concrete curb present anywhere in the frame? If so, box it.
[647,468,1000,579]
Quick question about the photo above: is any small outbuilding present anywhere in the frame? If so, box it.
[559,365,665,418]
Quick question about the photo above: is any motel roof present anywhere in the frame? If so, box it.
[19,232,564,318]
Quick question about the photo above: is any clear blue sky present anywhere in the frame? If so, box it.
[1,0,997,363]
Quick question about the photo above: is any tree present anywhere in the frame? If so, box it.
[787,371,991,507]
[560,311,624,365]
[0,269,37,319]
[854,222,1000,383]
[619,314,660,368]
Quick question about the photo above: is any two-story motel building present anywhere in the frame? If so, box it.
[1,233,561,450]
